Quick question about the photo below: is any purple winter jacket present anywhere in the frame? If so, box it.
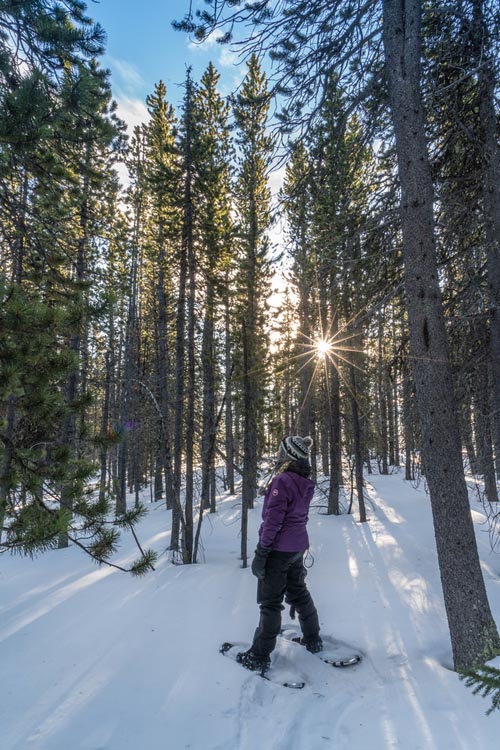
[258,471,315,552]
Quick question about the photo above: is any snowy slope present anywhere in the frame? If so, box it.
[2,471,500,750]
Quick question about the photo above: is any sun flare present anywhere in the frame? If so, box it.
[315,339,332,356]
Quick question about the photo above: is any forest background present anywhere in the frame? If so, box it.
[2,0,500,699]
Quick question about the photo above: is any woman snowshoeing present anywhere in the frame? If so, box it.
[238,435,322,672]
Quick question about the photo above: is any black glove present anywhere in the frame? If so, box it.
[251,544,272,579]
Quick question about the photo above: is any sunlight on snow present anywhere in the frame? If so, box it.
[402,674,440,749]
[0,567,115,643]
[388,572,432,614]
[348,554,360,579]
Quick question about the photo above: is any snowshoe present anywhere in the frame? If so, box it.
[220,642,306,689]
[281,626,362,668]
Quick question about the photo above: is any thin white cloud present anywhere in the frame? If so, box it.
[115,95,149,134]
[218,46,241,68]
[107,55,146,93]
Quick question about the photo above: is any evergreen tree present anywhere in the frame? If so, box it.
[282,141,315,442]
[193,62,233,518]
[0,1,155,573]
[144,80,180,513]
[176,68,196,562]
[233,53,272,567]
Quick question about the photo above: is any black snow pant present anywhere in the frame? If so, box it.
[250,550,320,658]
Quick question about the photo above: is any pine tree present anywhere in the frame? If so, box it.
[233,53,272,567]
[144,80,180,512]
[282,142,315,439]
[176,69,196,562]
[0,2,155,573]
[193,62,233,518]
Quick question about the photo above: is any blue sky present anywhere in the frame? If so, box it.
[89,0,246,130]
[88,0,287,258]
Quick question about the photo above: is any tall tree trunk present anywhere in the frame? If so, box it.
[378,318,389,474]
[383,0,500,669]
[490,394,500,479]
[174,216,187,517]
[349,357,366,523]
[462,396,480,476]
[99,351,111,502]
[201,284,216,512]
[472,320,498,502]
[116,317,132,515]
[241,191,260,565]
[393,378,401,466]
[210,459,216,514]
[173,71,193,557]
[116,196,140,517]
[310,418,318,482]
[473,0,500,485]
[320,370,330,476]
[224,277,235,494]
[133,431,141,508]
[242,315,257,566]
[59,145,91,546]
[392,315,401,467]
[387,368,396,466]
[284,330,292,437]
[328,312,341,514]
[297,254,313,437]
[154,454,163,501]
[402,358,415,481]
[157,237,176,511]
[182,201,196,563]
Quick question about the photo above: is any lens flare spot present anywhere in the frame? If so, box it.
[315,339,331,356]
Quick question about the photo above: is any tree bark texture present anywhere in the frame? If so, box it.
[378,320,389,474]
[471,319,498,502]
[201,287,216,512]
[350,359,367,523]
[224,280,235,495]
[383,0,500,669]
[461,397,480,476]
[157,234,176,512]
[328,312,342,515]
[473,1,500,487]
[182,196,196,563]
[402,358,415,481]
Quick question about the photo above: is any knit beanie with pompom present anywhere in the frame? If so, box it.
[278,435,313,462]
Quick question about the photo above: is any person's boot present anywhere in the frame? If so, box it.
[236,649,271,672]
[292,635,323,654]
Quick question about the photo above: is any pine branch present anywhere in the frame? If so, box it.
[460,665,500,715]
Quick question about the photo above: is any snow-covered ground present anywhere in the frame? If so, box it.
[2,471,500,750]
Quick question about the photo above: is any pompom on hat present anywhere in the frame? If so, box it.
[279,435,313,462]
